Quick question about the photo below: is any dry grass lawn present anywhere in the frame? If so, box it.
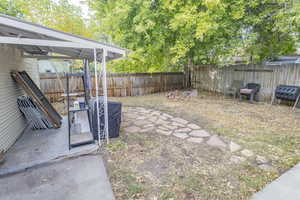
[112,92,300,171]
[103,91,300,200]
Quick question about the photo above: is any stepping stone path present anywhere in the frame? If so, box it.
[121,107,276,171]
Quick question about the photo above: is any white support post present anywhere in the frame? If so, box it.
[102,49,109,144]
[94,48,101,146]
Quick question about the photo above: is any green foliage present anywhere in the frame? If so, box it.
[2,0,299,72]
[1,0,93,38]
[0,0,21,16]
[89,0,300,72]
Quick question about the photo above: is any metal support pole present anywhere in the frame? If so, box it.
[94,48,101,146]
[67,74,71,150]
[293,95,300,110]
[102,49,109,144]
[271,90,276,105]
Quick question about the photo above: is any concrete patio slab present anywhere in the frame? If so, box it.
[0,155,115,200]
[252,162,300,200]
[0,116,96,176]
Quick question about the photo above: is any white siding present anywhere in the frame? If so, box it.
[0,45,39,152]
[21,58,40,88]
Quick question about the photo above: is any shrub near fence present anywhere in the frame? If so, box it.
[191,63,300,100]
[40,72,185,102]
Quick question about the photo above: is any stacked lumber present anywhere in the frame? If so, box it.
[11,71,62,128]
[17,96,53,129]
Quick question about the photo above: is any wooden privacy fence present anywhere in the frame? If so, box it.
[191,63,300,100]
[40,72,184,102]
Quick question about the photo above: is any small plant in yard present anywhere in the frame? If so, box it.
[107,141,127,152]
[127,183,143,198]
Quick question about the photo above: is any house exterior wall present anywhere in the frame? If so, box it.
[0,45,39,152]
[21,58,40,88]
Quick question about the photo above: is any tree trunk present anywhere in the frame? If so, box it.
[184,58,192,89]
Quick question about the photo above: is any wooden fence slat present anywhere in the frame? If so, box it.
[191,64,300,100]
[40,72,185,102]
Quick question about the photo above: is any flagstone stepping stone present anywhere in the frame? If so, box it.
[158,119,170,125]
[173,132,189,139]
[134,120,149,126]
[143,124,154,128]
[258,164,276,172]
[140,110,151,113]
[126,113,139,119]
[241,149,254,157]
[148,117,158,123]
[122,116,130,121]
[121,122,131,128]
[176,128,192,133]
[136,116,147,120]
[256,155,269,164]
[158,126,169,131]
[206,135,227,148]
[140,127,155,133]
[157,129,172,136]
[229,142,242,153]
[136,108,150,113]
[189,130,210,137]
[230,155,246,164]
[162,124,177,130]
[171,117,188,124]
[187,137,203,143]
[171,122,186,128]
[125,126,142,133]
[159,115,169,120]
[187,123,201,129]
[141,121,153,127]
[151,111,161,116]
[162,113,173,119]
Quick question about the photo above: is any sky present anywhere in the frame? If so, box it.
[69,0,90,19]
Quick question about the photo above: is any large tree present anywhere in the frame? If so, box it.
[1,0,93,38]
[0,0,21,16]
[89,0,300,72]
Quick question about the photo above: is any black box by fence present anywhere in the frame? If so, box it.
[90,98,122,140]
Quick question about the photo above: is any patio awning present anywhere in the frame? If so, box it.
[0,14,126,61]
[0,14,122,145]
